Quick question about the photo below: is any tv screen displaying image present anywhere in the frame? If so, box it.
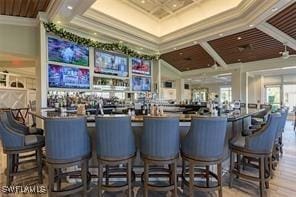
[132,76,151,92]
[48,37,89,66]
[94,50,128,77]
[131,58,151,75]
[48,64,90,89]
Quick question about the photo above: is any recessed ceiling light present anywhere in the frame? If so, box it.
[140,47,143,50]
[67,5,73,10]
[219,33,224,37]
[119,40,123,43]
[272,7,278,12]
[174,47,177,50]
[173,4,177,7]
[93,32,97,35]
[237,36,242,40]
[238,59,241,61]
[141,0,145,3]
[249,24,254,27]
[179,52,183,55]
[193,41,198,44]
[57,21,61,24]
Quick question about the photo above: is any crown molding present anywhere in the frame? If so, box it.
[0,15,37,27]
[71,15,160,52]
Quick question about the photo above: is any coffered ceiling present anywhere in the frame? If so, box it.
[123,0,204,20]
[0,0,52,18]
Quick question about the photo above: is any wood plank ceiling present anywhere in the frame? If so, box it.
[0,0,51,18]
[161,44,215,72]
[268,2,296,39]
[208,28,296,64]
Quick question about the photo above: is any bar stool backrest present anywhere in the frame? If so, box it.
[246,113,281,154]
[44,117,90,162]
[141,117,179,159]
[0,113,24,149]
[1,111,28,134]
[181,117,227,160]
[95,116,136,159]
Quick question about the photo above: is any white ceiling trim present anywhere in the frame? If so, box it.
[257,22,296,51]
[200,42,228,68]
[71,15,159,52]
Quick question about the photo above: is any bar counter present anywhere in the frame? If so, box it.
[31,109,262,167]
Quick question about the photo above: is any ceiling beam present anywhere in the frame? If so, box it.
[200,42,228,68]
[257,22,296,51]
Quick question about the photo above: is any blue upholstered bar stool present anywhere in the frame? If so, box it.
[181,117,228,197]
[229,113,281,197]
[141,116,179,197]
[0,112,44,186]
[44,117,91,197]
[95,115,136,197]
[4,110,44,135]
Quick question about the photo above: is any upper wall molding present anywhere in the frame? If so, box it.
[0,15,37,27]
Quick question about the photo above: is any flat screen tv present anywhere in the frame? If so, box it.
[94,50,128,77]
[48,37,89,66]
[48,64,90,89]
[132,76,151,92]
[131,58,151,75]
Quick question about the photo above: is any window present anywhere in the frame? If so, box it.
[220,87,232,103]
[265,86,281,110]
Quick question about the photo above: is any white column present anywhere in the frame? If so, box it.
[231,69,242,101]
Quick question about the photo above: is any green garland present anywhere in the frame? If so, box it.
[43,22,159,60]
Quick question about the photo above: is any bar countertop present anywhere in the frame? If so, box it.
[30,108,263,123]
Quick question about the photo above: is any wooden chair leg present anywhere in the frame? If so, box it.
[181,160,185,189]
[264,157,269,189]
[127,160,132,197]
[206,165,210,187]
[106,165,110,185]
[37,148,43,184]
[236,154,241,178]
[269,156,273,179]
[189,163,194,197]
[98,163,103,197]
[173,161,178,197]
[144,162,149,197]
[259,157,265,197]
[48,165,55,197]
[6,154,13,186]
[56,169,62,191]
[82,160,88,197]
[229,151,234,188]
[217,162,222,197]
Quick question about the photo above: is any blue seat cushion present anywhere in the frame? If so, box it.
[25,135,45,146]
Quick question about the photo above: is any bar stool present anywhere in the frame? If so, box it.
[95,115,136,197]
[229,113,281,197]
[44,117,91,197]
[141,116,179,197]
[5,110,43,135]
[181,117,228,197]
[0,112,44,186]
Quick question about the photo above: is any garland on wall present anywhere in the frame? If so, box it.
[43,22,159,60]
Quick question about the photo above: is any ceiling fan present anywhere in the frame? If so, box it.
[280,44,296,59]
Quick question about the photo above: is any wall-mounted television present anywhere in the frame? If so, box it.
[132,76,151,92]
[48,37,89,66]
[94,50,128,77]
[131,58,151,75]
[48,64,90,89]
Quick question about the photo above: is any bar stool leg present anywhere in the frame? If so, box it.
[6,154,13,186]
[98,163,103,197]
[106,165,110,185]
[82,160,88,197]
[259,157,265,197]
[181,160,185,189]
[189,163,194,197]
[269,156,273,179]
[217,162,222,197]
[127,160,132,197]
[56,169,62,191]
[206,165,210,187]
[144,162,149,197]
[48,165,55,197]
[173,161,178,197]
[229,151,234,188]
[37,148,43,184]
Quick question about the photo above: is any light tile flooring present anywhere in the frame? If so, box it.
[1,121,296,196]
